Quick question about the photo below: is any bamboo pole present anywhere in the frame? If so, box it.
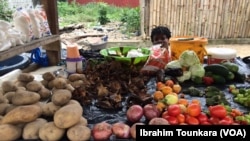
[195,0,199,36]
[164,0,169,28]
[191,0,197,35]
[180,0,184,35]
[173,0,179,36]
[149,0,153,37]
[245,0,250,37]
[203,0,209,37]
[242,0,248,37]
[155,0,158,26]
[171,0,175,35]
[225,0,233,38]
[228,0,235,38]
[233,0,240,38]
[159,0,162,25]
[208,0,215,39]
[221,0,227,38]
[146,0,150,38]
[153,0,157,27]
[139,0,146,39]
[212,0,218,39]
[174,0,178,35]
[215,0,222,38]
[169,0,174,32]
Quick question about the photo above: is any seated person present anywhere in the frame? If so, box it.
[141,26,172,75]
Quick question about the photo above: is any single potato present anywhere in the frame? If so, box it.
[26,80,43,92]
[67,124,91,141]
[42,102,61,117]
[54,103,83,128]
[42,72,56,81]
[12,90,41,106]
[17,73,34,82]
[51,89,72,106]
[1,104,42,124]
[1,81,17,93]
[39,122,65,141]
[0,124,22,140]
[22,118,48,140]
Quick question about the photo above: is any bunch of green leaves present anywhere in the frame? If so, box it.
[98,3,110,25]
[0,0,13,21]
[120,7,140,33]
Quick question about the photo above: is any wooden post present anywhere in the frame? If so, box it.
[140,0,146,40]
[41,0,61,66]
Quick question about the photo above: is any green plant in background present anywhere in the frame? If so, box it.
[0,0,13,21]
[98,6,110,25]
[57,1,140,32]
[58,1,102,27]
[120,7,140,34]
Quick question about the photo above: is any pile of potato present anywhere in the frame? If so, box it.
[0,72,91,141]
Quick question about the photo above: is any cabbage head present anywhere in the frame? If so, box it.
[189,63,205,79]
[179,50,200,67]
[177,71,191,83]
[165,60,182,69]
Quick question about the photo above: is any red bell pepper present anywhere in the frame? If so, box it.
[209,105,227,119]
[202,76,214,85]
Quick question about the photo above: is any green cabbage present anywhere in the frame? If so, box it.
[165,60,182,69]
[189,63,205,79]
[177,71,191,83]
[179,50,200,67]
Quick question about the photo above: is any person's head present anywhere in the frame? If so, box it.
[150,26,171,48]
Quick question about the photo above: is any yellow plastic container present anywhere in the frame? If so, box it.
[169,36,208,63]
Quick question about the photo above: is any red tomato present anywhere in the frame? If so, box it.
[222,116,234,124]
[167,104,181,117]
[187,103,201,117]
[176,114,185,123]
[208,105,227,119]
[219,120,231,125]
[166,116,179,125]
[209,117,220,125]
[200,121,212,125]
[197,112,208,123]
[186,116,199,125]
[161,111,169,119]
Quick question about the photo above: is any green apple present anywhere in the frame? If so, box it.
[164,94,178,105]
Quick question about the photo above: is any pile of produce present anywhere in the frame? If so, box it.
[164,50,246,85]
[72,60,154,109]
[0,73,90,141]
[229,85,250,107]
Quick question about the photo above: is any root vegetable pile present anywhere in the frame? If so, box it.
[72,60,153,109]
[0,73,91,141]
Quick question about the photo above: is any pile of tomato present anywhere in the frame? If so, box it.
[161,103,245,125]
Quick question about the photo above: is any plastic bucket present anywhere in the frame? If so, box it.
[206,48,237,64]
[169,36,208,63]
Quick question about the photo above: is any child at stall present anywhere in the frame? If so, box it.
[141,26,172,75]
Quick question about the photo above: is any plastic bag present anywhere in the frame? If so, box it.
[35,5,51,37]
[140,45,171,75]
[27,8,42,39]
[13,8,34,43]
